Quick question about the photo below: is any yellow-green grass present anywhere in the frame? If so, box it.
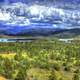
[0,76,6,80]
[0,53,16,59]
[27,68,73,80]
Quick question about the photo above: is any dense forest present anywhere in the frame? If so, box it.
[0,39,80,80]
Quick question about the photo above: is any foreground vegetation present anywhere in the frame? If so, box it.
[0,39,80,80]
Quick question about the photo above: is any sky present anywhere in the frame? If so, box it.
[0,0,80,3]
[0,0,80,36]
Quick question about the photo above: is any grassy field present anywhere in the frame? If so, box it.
[0,39,80,80]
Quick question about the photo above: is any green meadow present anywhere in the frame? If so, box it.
[0,39,80,80]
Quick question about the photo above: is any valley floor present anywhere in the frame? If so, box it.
[0,39,80,80]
